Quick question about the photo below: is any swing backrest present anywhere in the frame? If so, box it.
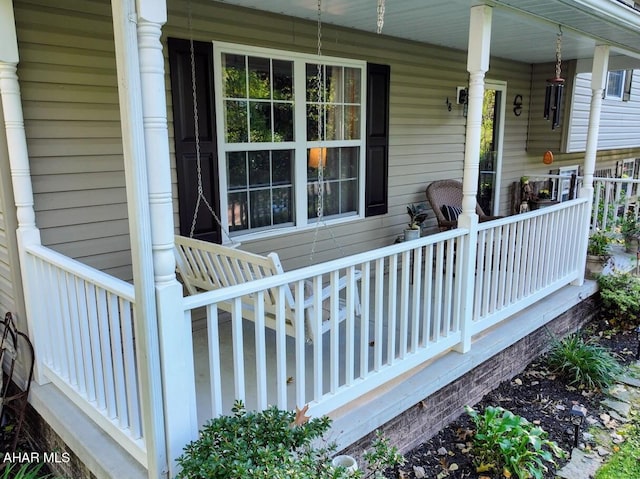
[174,235,296,313]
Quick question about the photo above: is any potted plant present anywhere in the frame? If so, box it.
[585,230,610,279]
[404,203,428,241]
[619,212,639,253]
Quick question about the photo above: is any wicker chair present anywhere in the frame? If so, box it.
[426,179,502,231]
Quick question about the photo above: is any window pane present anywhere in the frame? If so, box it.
[272,187,293,224]
[272,150,292,185]
[227,151,247,189]
[306,63,323,102]
[223,54,246,98]
[326,65,344,103]
[228,191,248,231]
[250,190,272,228]
[323,181,340,216]
[340,180,357,212]
[225,100,248,142]
[325,104,341,140]
[273,60,293,101]
[273,103,293,142]
[306,104,322,141]
[248,150,270,187]
[344,105,360,140]
[340,148,358,178]
[344,68,361,103]
[249,101,272,142]
[248,56,271,100]
[607,70,624,98]
[323,148,339,180]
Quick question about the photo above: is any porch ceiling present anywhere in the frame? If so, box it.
[214,0,640,65]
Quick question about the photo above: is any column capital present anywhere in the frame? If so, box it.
[136,0,167,25]
[0,0,19,64]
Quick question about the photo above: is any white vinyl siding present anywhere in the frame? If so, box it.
[566,71,640,152]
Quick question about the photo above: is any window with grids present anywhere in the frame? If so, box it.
[217,45,365,235]
[606,70,626,100]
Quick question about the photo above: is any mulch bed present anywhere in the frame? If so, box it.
[393,317,638,479]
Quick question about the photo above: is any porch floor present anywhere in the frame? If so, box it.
[189,271,602,446]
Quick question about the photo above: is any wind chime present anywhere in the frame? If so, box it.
[543,26,564,130]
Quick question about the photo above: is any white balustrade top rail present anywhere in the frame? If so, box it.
[25,244,135,302]
[182,227,466,311]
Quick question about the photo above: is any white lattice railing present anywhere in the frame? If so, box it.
[23,244,146,466]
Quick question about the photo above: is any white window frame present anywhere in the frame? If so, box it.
[605,70,626,100]
[213,42,367,241]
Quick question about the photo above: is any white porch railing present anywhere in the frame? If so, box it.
[472,198,589,334]
[524,173,640,231]
[182,199,589,422]
[23,244,146,467]
[590,176,640,231]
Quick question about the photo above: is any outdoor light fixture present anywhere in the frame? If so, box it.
[543,27,565,130]
[569,404,587,454]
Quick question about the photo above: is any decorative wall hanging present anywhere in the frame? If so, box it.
[513,94,523,116]
[543,26,564,130]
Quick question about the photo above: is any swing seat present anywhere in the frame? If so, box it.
[174,235,361,342]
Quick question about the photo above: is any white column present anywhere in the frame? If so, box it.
[111,1,167,478]
[136,0,198,475]
[0,0,48,383]
[574,45,609,285]
[456,5,492,353]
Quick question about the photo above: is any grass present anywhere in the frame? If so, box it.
[594,414,640,479]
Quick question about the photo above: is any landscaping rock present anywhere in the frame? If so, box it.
[601,398,632,419]
[556,448,602,479]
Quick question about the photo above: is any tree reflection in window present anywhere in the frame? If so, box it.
[222,54,294,143]
[227,150,294,231]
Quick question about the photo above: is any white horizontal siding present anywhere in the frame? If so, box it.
[567,70,640,152]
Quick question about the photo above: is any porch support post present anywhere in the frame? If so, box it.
[0,0,47,383]
[111,0,171,477]
[136,0,198,475]
[456,4,492,353]
[575,45,609,285]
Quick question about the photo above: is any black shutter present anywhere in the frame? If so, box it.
[168,38,221,243]
[364,63,390,217]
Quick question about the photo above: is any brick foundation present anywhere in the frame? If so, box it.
[342,296,600,458]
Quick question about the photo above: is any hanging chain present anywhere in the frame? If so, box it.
[554,26,563,79]
[376,0,385,34]
[187,0,233,243]
[309,0,324,262]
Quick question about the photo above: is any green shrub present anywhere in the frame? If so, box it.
[465,405,565,479]
[587,231,610,256]
[176,400,403,479]
[597,271,640,327]
[546,334,623,390]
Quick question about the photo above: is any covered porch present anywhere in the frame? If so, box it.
[2,0,640,478]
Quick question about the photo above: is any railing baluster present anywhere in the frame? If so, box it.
[275,286,287,409]
[359,262,371,378]
[399,251,410,358]
[387,255,398,362]
[205,305,223,417]
[330,270,340,393]
[374,258,384,370]
[411,247,422,352]
[254,291,268,410]
[293,283,306,408]
[231,297,245,403]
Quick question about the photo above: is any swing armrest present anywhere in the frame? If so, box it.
[301,269,362,310]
